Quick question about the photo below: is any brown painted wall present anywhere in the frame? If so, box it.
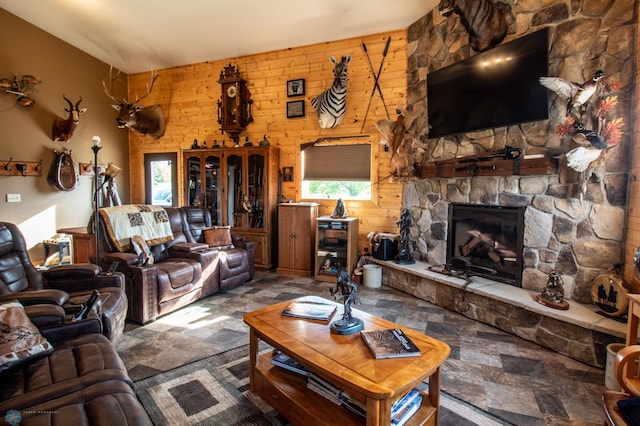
[0,9,130,260]
[127,31,409,251]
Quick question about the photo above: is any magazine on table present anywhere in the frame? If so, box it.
[281,296,338,321]
[360,328,421,359]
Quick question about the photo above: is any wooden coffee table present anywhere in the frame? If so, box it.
[243,299,450,426]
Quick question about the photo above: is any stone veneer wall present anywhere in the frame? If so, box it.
[402,0,636,303]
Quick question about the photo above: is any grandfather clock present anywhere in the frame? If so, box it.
[217,63,253,144]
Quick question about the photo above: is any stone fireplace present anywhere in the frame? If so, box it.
[401,1,633,305]
[447,203,524,286]
[373,1,637,366]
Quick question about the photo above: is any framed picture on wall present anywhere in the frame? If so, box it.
[286,100,305,118]
[287,79,305,97]
[282,166,294,182]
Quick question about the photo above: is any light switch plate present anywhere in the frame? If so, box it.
[7,194,21,202]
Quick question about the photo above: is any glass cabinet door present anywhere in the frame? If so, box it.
[226,154,244,227]
[186,155,201,206]
[248,153,265,229]
[205,154,221,225]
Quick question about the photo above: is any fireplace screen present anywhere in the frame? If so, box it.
[447,203,525,286]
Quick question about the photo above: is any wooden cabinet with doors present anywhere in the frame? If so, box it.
[277,203,318,276]
[183,146,279,269]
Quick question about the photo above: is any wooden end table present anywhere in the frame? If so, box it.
[243,299,450,426]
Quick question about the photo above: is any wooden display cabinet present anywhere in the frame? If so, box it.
[314,216,359,282]
[277,202,318,276]
[183,146,279,269]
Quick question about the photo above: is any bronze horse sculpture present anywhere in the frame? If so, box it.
[439,0,514,52]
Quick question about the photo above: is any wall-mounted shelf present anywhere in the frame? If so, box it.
[0,159,43,177]
[420,156,557,178]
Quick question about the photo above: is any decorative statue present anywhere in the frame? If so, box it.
[259,134,270,146]
[536,270,569,310]
[329,267,363,334]
[331,198,347,218]
[396,208,415,264]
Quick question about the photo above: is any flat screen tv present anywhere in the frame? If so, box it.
[427,28,549,139]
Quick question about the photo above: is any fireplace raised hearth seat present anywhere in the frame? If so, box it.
[368,257,627,368]
[96,205,254,324]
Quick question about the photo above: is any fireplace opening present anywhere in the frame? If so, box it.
[447,203,525,286]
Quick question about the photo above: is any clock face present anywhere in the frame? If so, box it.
[226,85,237,98]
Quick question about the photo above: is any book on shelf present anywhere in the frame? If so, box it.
[270,352,309,376]
[360,328,421,359]
[391,389,421,419]
[281,296,338,321]
[306,374,366,418]
[391,393,423,426]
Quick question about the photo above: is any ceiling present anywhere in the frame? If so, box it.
[0,0,439,74]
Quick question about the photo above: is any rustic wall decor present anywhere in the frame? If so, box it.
[287,79,305,97]
[286,100,305,118]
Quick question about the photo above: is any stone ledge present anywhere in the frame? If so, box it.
[367,257,627,367]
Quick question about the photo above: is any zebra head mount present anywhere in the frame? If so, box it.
[311,54,352,129]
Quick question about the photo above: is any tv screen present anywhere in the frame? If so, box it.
[427,28,549,139]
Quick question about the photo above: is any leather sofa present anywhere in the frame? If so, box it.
[97,206,254,324]
[181,206,255,290]
[0,222,128,344]
[0,333,152,425]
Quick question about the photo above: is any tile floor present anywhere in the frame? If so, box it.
[116,270,608,426]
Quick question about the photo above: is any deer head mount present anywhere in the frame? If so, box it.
[52,95,86,142]
[103,67,166,139]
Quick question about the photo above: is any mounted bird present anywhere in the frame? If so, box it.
[539,70,604,117]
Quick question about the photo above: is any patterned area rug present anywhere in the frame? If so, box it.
[134,344,514,426]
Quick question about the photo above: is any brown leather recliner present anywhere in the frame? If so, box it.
[0,222,127,344]
[181,206,255,290]
[98,207,219,324]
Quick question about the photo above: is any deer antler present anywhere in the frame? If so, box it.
[133,71,159,104]
[102,65,126,105]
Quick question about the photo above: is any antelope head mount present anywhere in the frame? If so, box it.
[103,67,166,139]
[52,95,86,142]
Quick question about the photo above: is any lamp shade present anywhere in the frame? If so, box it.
[104,163,121,180]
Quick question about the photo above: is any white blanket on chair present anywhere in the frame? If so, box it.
[99,205,173,252]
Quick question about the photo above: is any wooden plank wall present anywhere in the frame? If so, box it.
[126,30,408,252]
[624,8,640,292]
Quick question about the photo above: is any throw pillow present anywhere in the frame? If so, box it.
[203,226,234,248]
[0,300,53,373]
[130,235,154,265]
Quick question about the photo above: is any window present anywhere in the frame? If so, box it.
[144,153,177,206]
[301,143,371,200]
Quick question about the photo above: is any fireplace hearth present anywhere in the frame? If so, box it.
[447,203,524,286]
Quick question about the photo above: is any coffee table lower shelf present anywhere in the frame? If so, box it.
[252,352,437,426]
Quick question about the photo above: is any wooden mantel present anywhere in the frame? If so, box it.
[419,155,558,179]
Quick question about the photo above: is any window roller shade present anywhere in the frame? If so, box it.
[303,144,371,181]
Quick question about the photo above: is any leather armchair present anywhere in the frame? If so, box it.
[99,207,219,324]
[0,222,127,344]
